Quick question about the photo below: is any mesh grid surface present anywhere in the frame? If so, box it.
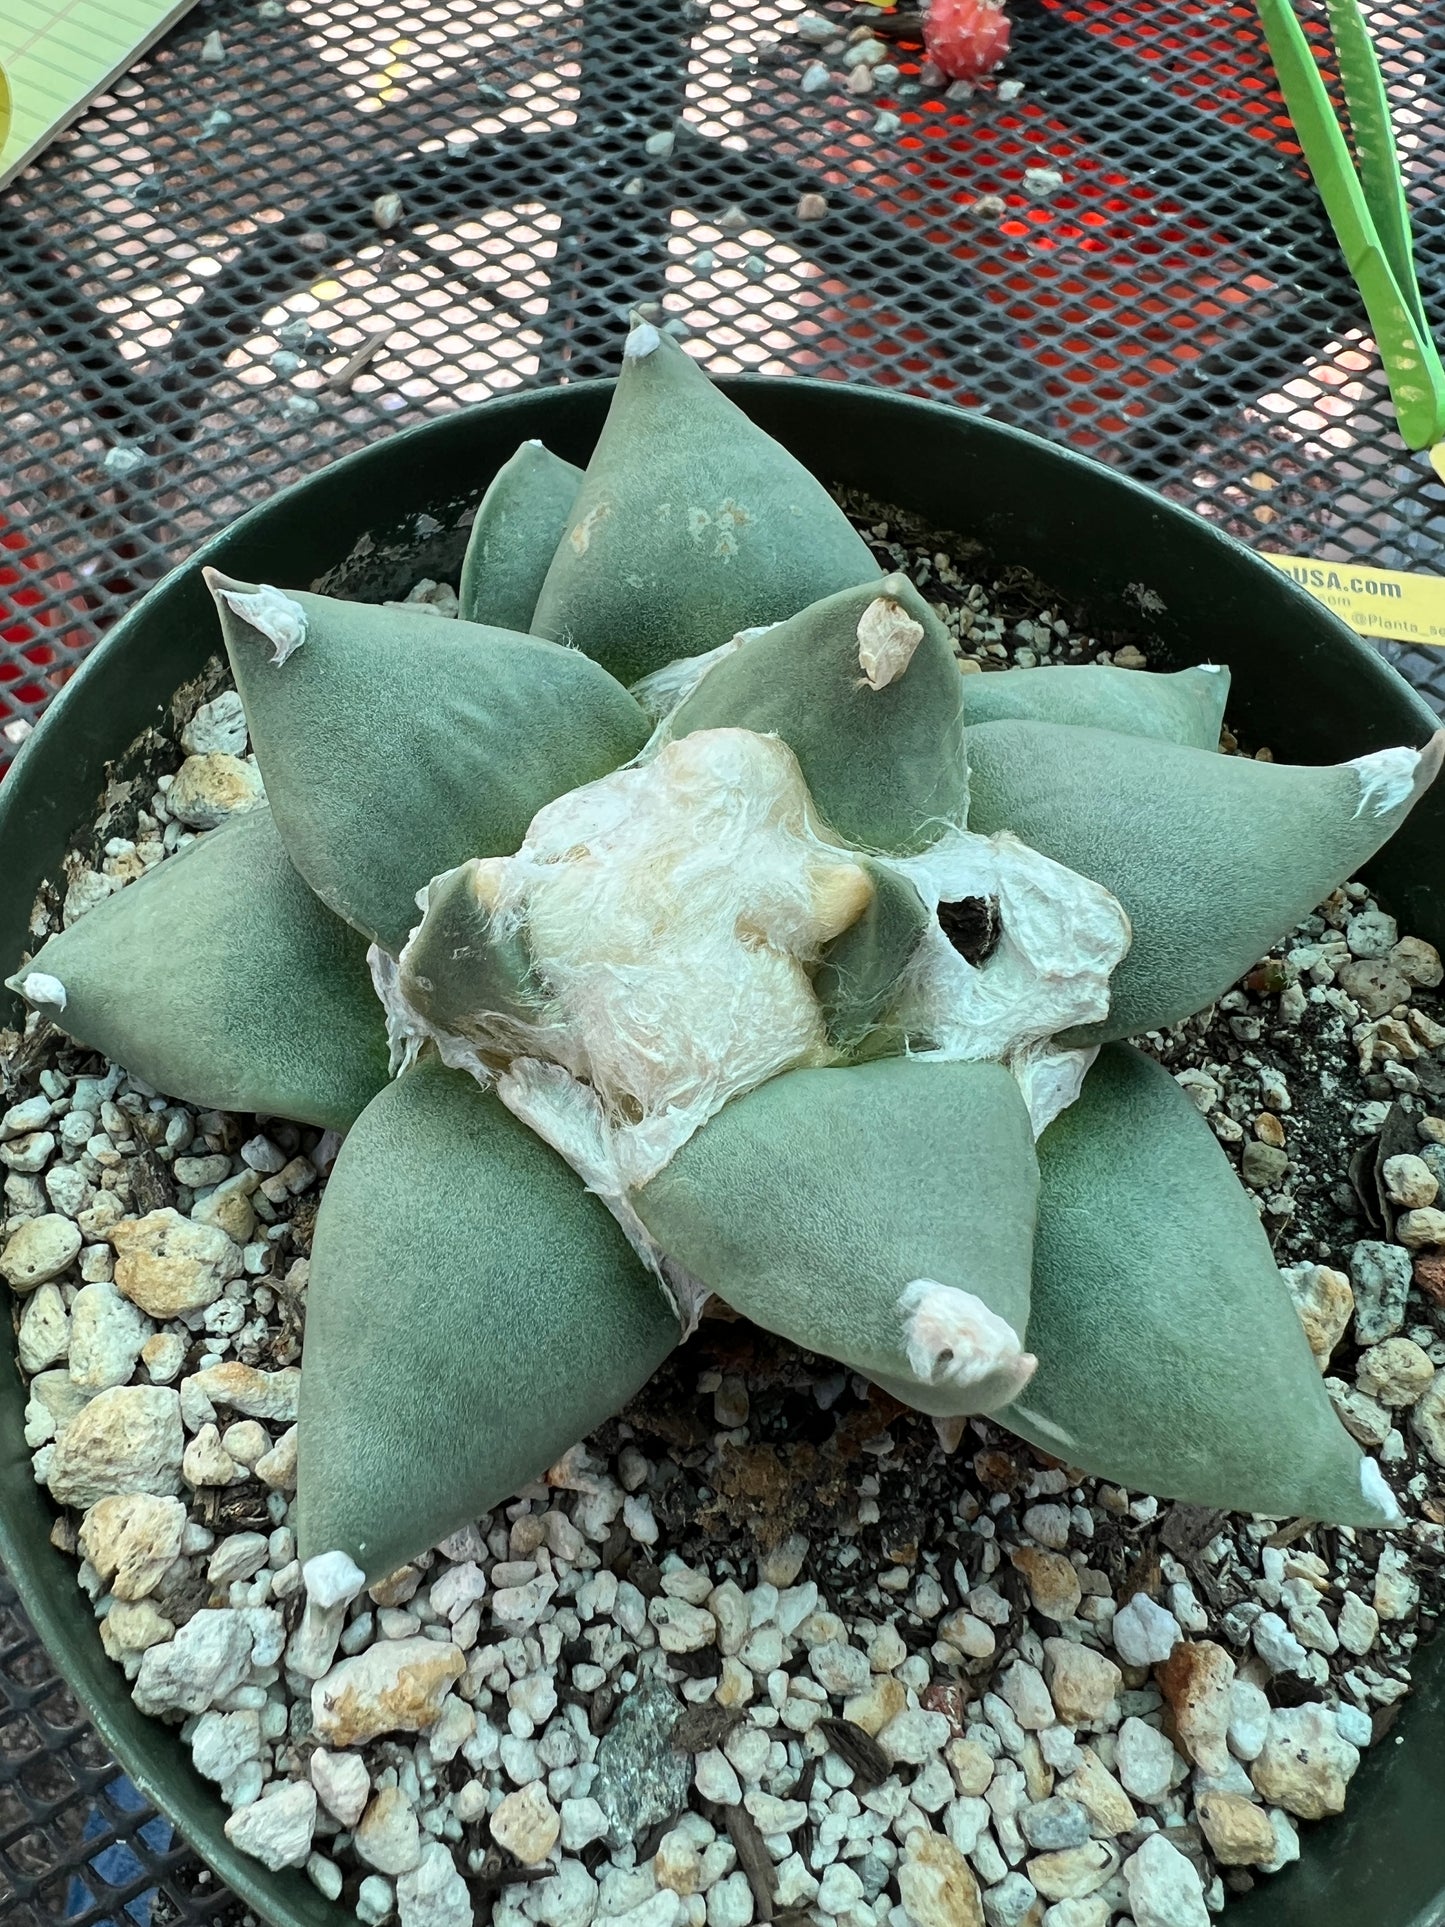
[2,0,1445,1914]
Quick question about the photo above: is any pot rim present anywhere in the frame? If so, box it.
[7,375,1440,800]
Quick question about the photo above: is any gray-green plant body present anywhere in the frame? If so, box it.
[11,318,1442,1583]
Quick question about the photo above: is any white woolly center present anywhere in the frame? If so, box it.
[378,690,1133,1300]
[1348,745,1419,819]
[215,582,308,666]
[17,972,67,1012]
[886,827,1130,1135]
[479,728,868,1187]
[898,1279,1036,1401]
[631,648,1131,1138]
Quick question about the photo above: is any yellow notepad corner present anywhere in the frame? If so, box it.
[0,0,197,190]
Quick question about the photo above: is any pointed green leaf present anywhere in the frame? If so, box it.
[1004,1044,1397,1526]
[6,806,388,1132]
[297,1059,679,1578]
[397,860,544,1039]
[668,574,968,854]
[634,1057,1039,1417]
[813,863,932,1061]
[459,440,582,631]
[529,323,880,686]
[205,572,651,955]
[961,662,1230,750]
[964,720,1445,1042]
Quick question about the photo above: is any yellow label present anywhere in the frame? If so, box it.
[1260,553,1445,646]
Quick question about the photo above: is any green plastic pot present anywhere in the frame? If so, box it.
[1,380,1442,1927]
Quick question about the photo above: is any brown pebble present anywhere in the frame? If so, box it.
[1414,1249,1445,1306]
[368,1564,421,1607]
[1157,1639,1235,1775]
[1254,1113,1286,1149]
[972,1448,1027,1493]
[1009,1545,1083,1621]
[921,1680,971,1738]
[1196,1790,1277,1865]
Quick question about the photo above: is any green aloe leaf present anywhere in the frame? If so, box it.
[529,323,880,686]
[459,441,582,631]
[634,1057,1039,1417]
[965,719,1445,1043]
[205,572,650,956]
[813,863,932,1061]
[961,662,1229,750]
[6,806,387,1131]
[1004,1044,1397,1526]
[667,574,968,854]
[297,1058,679,1578]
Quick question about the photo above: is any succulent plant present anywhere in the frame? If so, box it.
[11,318,1443,1584]
[923,0,1012,82]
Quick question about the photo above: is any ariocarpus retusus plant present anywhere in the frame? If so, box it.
[12,320,1443,1579]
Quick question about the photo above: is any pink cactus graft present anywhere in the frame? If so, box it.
[924,0,1012,81]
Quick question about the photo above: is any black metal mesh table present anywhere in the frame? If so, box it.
[2,0,1444,1914]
